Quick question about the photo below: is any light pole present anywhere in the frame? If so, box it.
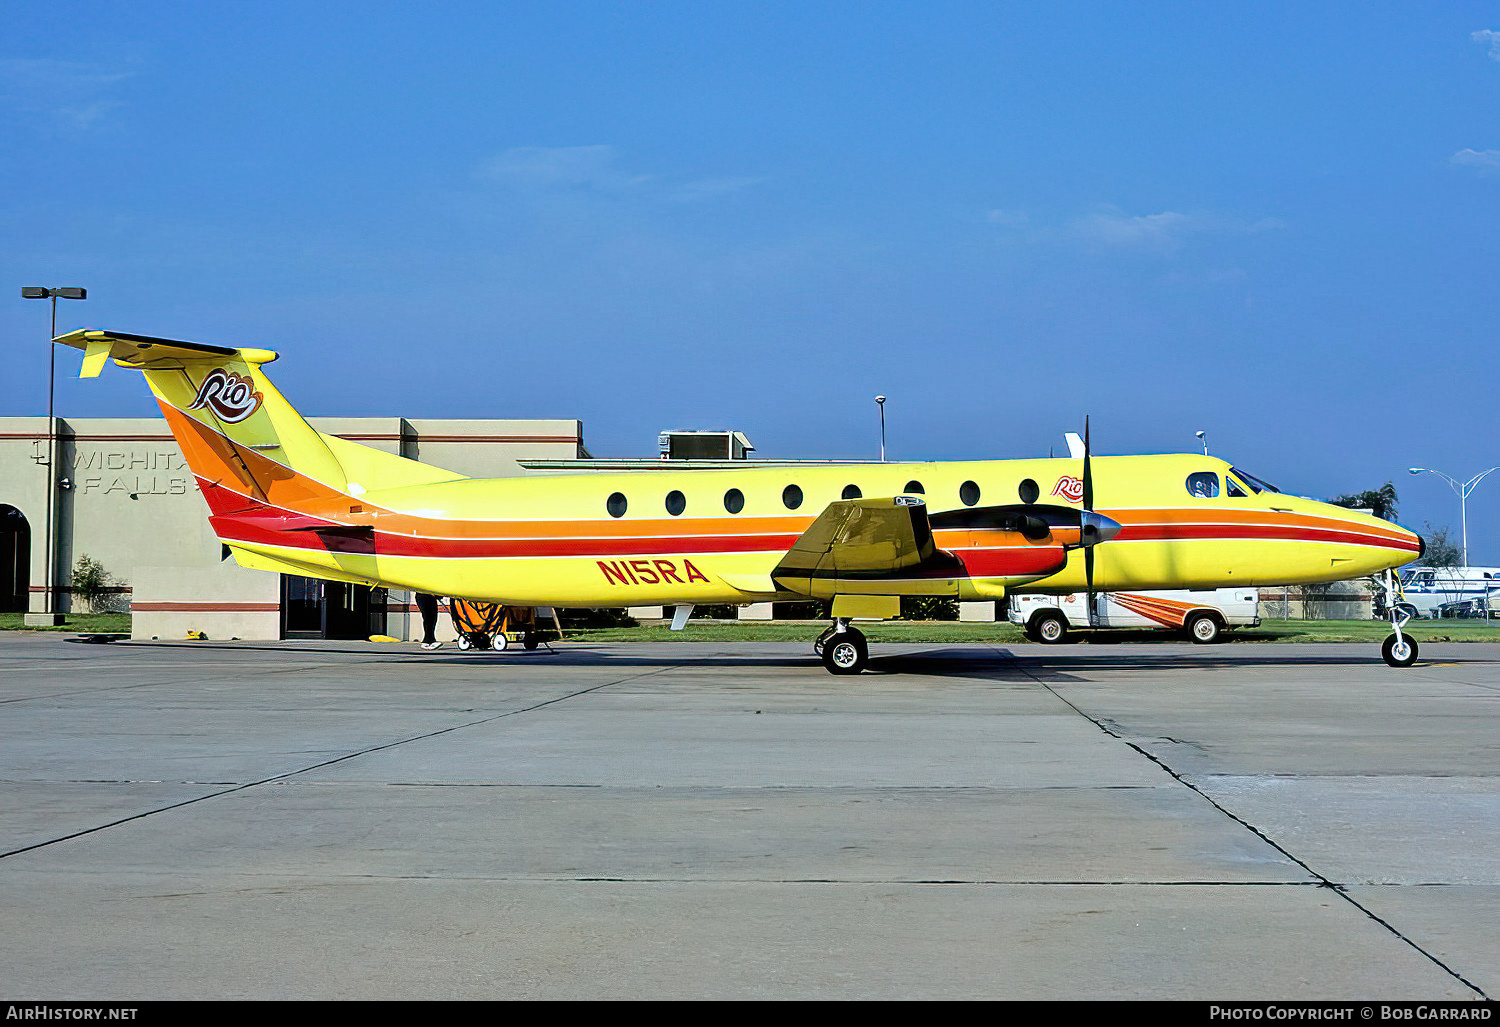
[1408,465,1500,567]
[21,286,87,623]
[1195,430,1207,456]
[875,395,886,462]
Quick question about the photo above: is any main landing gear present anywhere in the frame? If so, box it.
[815,619,869,675]
[1378,569,1419,668]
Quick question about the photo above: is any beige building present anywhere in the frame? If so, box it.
[0,416,586,641]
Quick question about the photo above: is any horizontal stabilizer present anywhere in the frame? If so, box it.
[54,329,277,376]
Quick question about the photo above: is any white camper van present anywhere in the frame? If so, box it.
[1008,589,1261,644]
[1396,567,1500,619]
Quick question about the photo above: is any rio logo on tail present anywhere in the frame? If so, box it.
[188,368,263,423]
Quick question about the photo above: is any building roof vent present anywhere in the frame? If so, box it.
[657,430,755,461]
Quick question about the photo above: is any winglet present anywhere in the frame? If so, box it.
[78,337,112,378]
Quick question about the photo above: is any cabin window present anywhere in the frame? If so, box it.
[1186,472,1220,499]
[1018,478,1040,504]
[959,480,981,506]
[782,484,803,510]
[842,484,862,500]
[606,492,628,518]
[1226,477,1248,498]
[904,480,925,494]
[1229,466,1280,494]
[723,488,744,514]
[665,490,686,516]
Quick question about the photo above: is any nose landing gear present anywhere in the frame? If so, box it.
[1378,569,1419,668]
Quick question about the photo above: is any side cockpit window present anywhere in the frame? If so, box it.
[1186,472,1220,499]
[1226,476,1248,498]
[1229,466,1280,494]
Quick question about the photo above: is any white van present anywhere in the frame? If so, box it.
[1395,567,1500,619]
[1008,588,1260,644]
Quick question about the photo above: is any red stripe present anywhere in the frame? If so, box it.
[1115,522,1421,551]
[131,602,280,612]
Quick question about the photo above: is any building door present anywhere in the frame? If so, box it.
[281,575,324,638]
[280,575,386,640]
[0,505,29,613]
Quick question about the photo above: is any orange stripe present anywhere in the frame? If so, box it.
[158,402,1418,558]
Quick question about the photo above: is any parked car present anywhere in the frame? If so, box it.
[1008,589,1260,644]
[1395,567,1500,619]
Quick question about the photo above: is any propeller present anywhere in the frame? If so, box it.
[1082,417,1096,627]
[1074,417,1124,627]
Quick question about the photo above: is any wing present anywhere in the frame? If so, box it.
[771,497,962,595]
[769,497,1088,614]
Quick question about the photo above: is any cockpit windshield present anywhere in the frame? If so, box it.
[1229,467,1280,494]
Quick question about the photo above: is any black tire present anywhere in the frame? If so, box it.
[1186,612,1222,644]
[456,634,473,651]
[491,632,508,653]
[1033,612,1068,644]
[822,630,868,675]
[1381,633,1418,668]
[523,632,539,651]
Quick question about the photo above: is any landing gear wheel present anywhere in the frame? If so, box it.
[822,630,868,675]
[1382,633,1418,668]
[1186,612,1222,644]
[523,632,539,651]
[456,634,473,651]
[813,626,836,657]
[1033,613,1068,645]
[491,632,509,653]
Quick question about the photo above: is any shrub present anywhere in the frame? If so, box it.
[72,554,118,613]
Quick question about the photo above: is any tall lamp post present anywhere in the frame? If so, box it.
[875,395,886,462]
[1408,465,1500,568]
[21,286,86,624]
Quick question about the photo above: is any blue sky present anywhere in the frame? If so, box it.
[3,2,1499,562]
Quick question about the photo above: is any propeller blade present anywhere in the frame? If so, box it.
[1084,542,1096,623]
[1082,416,1093,513]
[1083,417,1096,626]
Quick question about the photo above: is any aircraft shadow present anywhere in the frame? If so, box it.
[101,638,1462,683]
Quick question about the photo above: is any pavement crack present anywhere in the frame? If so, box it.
[997,644,1489,1001]
[0,664,677,864]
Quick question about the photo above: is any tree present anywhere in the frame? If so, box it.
[1328,482,1398,521]
[1419,524,1462,568]
[71,554,116,613]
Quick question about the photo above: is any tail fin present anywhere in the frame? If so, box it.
[55,329,464,519]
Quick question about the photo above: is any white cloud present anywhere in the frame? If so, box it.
[1472,29,1500,61]
[985,205,1281,253]
[1063,207,1280,251]
[1451,148,1500,170]
[0,58,133,128]
[671,176,767,203]
[477,146,766,208]
[1069,209,1195,249]
[476,145,649,191]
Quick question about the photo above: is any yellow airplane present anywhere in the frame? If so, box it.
[55,329,1427,672]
